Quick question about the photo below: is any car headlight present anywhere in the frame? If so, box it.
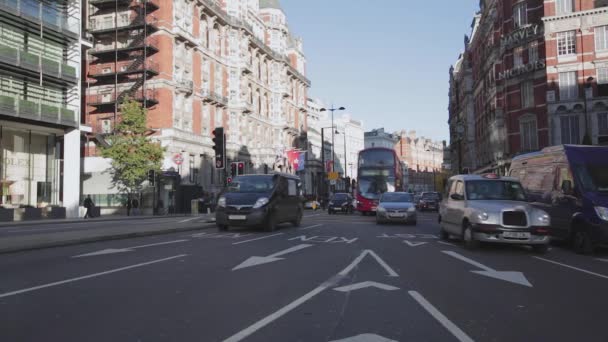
[408,206,416,212]
[594,206,608,221]
[217,196,226,208]
[377,206,386,213]
[253,197,269,209]
[476,212,489,221]
[534,210,551,225]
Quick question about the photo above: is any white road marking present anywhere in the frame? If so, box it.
[178,217,198,223]
[404,241,428,247]
[0,255,187,299]
[304,213,322,217]
[437,241,457,247]
[73,239,188,258]
[409,291,474,342]
[231,233,284,245]
[534,257,608,280]
[595,258,608,263]
[223,249,395,342]
[443,251,532,287]
[329,333,397,342]
[232,244,313,270]
[298,224,323,230]
[333,281,400,292]
[339,250,399,277]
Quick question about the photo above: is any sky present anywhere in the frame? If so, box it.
[281,0,479,142]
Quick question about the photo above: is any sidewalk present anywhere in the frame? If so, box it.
[0,213,216,254]
[0,213,214,228]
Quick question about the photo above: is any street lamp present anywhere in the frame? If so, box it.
[320,106,345,172]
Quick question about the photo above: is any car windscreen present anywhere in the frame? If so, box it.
[422,193,440,200]
[227,176,275,193]
[332,194,348,201]
[358,175,396,199]
[465,180,527,201]
[574,164,608,192]
[381,193,412,203]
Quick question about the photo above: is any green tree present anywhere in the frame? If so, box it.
[100,99,164,195]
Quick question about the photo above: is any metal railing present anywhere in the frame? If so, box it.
[88,89,158,105]
[89,60,159,76]
[0,94,77,126]
[0,0,79,38]
[0,44,77,83]
[89,16,158,33]
[92,35,160,53]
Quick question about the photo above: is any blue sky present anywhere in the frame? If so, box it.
[282,0,479,141]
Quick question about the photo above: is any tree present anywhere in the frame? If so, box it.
[100,99,164,195]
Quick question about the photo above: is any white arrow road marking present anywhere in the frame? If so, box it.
[443,250,532,287]
[231,233,284,245]
[333,281,399,292]
[232,244,313,270]
[298,224,323,230]
[329,333,398,342]
[596,258,608,263]
[73,239,188,258]
[437,241,456,247]
[0,255,187,299]
[338,250,399,277]
[404,241,428,247]
[409,291,474,342]
[223,249,396,342]
[534,257,608,280]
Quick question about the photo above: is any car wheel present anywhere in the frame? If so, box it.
[440,228,450,240]
[265,214,277,232]
[217,224,228,231]
[292,210,303,227]
[532,244,549,254]
[463,223,479,250]
[573,228,594,255]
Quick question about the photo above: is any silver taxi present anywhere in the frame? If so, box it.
[438,174,551,253]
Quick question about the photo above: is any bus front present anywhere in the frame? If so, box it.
[356,148,398,215]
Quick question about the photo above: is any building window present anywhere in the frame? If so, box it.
[598,67,608,97]
[520,115,538,152]
[521,80,534,108]
[528,41,538,62]
[559,71,578,100]
[514,46,524,67]
[560,115,580,144]
[597,112,608,136]
[595,25,608,51]
[513,2,528,28]
[555,0,573,15]
[557,31,576,56]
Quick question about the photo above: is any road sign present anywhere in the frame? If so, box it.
[328,172,339,180]
[173,153,184,165]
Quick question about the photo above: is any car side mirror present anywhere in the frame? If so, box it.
[561,180,573,195]
[450,193,463,201]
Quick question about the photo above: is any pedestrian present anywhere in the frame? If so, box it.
[83,195,94,219]
[132,197,139,216]
[126,195,132,216]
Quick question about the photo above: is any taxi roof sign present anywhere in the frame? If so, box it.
[482,173,500,179]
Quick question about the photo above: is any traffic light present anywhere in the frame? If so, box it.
[230,162,237,178]
[237,162,244,176]
[212,127,225,169]
[147,170,155,186]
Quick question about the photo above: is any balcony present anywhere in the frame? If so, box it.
[176,79,194,94]
[0,0,79,40]
[0,44,77,84]
[89,60,159,79]
[89,0,159,10]
[88,89,158,107]
[0,94,78,127]
[172,24,197,47]
[89,16,159,35]
[91,36,160,57]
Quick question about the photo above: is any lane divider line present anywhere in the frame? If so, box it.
[437,241,457,247]
[298,224,323,230]
[232,233,284,245]
[533,256,608,280]
[0,255,188,299]
[409,291,474,342]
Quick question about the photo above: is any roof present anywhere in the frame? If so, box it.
[259,0,282,10]
[449,174,519,182]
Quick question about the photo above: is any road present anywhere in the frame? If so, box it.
[1,210,607,342]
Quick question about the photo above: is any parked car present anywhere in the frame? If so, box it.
[328,193,354,214]
[215,173,304,232]
[510,145,608,254]
[438,174,551,253]
[376,192,417,225]
[419,191,442,211]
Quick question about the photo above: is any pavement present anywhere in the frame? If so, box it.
[1,210,608,341]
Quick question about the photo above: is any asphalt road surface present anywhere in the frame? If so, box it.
[1,210,608,342]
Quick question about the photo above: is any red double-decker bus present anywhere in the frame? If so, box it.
[355,147,403,215]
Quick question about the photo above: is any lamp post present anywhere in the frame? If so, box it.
[320,106,345,172]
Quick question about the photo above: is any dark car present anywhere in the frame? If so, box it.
[418,192,442,211]
[328,193,354,214]
[215,173,304,232]
[510,145,608,254]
